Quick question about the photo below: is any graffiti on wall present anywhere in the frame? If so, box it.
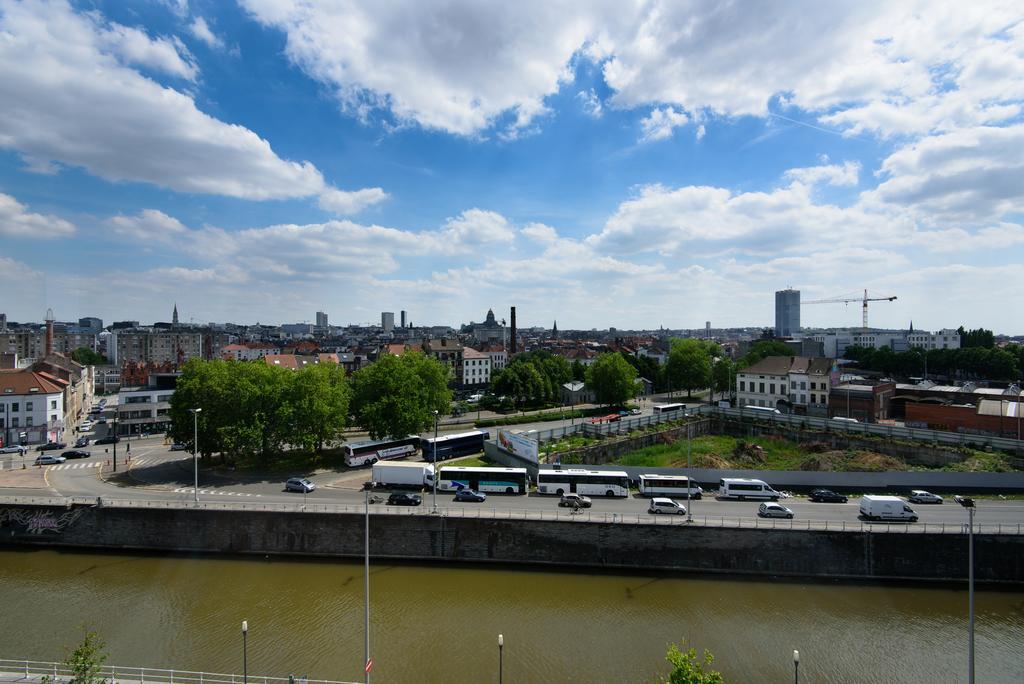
[0,508,84,535]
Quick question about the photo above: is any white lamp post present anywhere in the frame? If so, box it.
[793,649,799,684]
[241,620,248,684]
[498,634,504,684]
[431,409,439,514]
[955,495,976,684]
[190,408,202,502]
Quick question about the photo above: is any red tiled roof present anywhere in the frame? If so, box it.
[0,369,64,395]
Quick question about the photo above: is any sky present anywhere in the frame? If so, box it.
[1,0,1023,332]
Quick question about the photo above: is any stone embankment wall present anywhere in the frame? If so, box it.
[1,503,1021,584]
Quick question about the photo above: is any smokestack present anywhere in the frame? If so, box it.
[45,308,54,357]
[510,306,517,356]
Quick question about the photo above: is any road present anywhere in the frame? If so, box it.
[3,431,1023,530]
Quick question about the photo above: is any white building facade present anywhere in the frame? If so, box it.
[461,347,492,387]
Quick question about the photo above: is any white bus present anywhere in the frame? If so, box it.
[537,468,630,497]
[638,474,703,499]
[437,466,528,494]
[742,405,781,415]
[718,477,780,501]
[653,403,686,414]
[343,435,419,467]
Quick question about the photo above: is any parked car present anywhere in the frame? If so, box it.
[629,408,642,415]
[74,437,90,448]
[758,502,795,519]
[908,490,943,504]
[387,492,422,506]
[94,436,120,445]
[648,497,686,515]
[170,443,188,451]
[36,442,67,452]
[79,420,93,429]
[34,454,66,465]
[558,493,592,508]
[454,488,487,502]
[0,445,27,454]
[808,489,848,503]
[96,417,107,424]
[284,477,316,493]
[62,450,90,459]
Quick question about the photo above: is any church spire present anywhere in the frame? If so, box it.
[173,303,179,326]
[552,320,558,340]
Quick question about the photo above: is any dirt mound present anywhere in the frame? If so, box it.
[848,451,907,472]
[685,453,732,469]
[798,451,847,471]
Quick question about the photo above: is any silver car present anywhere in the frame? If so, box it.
[0,445,27,454]
[648,497,686,515]
[285,477,315,493]
[908,490,943,504]
[34,455,66,465]
[758,502,794,519]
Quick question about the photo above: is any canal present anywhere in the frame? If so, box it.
[1,550,1022,682]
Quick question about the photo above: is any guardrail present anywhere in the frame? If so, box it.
[0,659,359,684]
[0,495,1019,535]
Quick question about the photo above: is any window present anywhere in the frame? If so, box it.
[810,394,816,403]
[25,402,33,411]
[769,384,776,394]
[800,381,806,390]
[759,383,765,393]
[50,400,57,409]
[739,381,745,391]
[26,417,33,427]
[790,381,796,389]
[12,418,18,427]
[51,414,57,423]
[12,403,18,412]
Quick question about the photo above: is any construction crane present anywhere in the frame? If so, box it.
[802,289,897,331]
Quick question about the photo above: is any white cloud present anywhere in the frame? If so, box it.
[784,161,860,187]
[240,0,600,136]
[188,16,224,50]
[0,192,75,238]
[863,124,1024,221]
[577,89,603,117]
[437,209,516,247]
[0,1,372,205]
[318,187,389,215]
[639,106,689,142]
[106,209,189,244]
[695,124,706,141]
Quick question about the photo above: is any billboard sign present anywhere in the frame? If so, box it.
[497,429,539,464]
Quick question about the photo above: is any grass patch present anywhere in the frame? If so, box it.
[443,453,495,468]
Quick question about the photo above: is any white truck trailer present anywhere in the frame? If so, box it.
[859,495,919,522]
[371,462,434,490]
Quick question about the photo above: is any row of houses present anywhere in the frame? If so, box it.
[0,353,93,447]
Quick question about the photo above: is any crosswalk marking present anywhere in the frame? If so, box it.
[173,487,261,497]
[48,462,102,471]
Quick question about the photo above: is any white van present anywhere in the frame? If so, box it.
[830,416,859,423]
[719,478,781,501]
[859,495,918,522]
[744,405,782,415]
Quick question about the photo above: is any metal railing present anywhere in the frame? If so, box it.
[0,660,359,684]
[1,495,1019,535]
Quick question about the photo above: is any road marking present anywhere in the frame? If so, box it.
[49,462,102,471]
[173,487,261,497]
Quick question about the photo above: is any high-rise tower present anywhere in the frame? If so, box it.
[774,289,800,337]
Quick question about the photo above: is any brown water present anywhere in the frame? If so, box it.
[0,549,1022,683]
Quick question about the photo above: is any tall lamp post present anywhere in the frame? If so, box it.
[364,487,371,684]
[431,409,439,514]
[792,649,799,684]
[112,406,119,472]
[955,495,976,684]
[190,408,202,502]
[686,420,693,523]
[241,620,248,684]
[498,634,504,684]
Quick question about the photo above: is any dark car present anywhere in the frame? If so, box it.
[74,437,90,448]
[36,442,67,452]
[170,443,188,451]
[808,489,848,503]
[454,488,487,502]
[94,435,120,445]
[387,492,422,506]
[61,450,91,459]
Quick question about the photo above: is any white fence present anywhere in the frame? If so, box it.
[0,659,359,684]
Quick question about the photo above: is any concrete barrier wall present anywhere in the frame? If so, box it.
[1,503,1021,584]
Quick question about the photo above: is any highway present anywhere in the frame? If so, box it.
[3,431,1024,530]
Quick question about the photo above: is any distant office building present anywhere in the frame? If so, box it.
[400,310,407,328]
[78,317,103,333]
[0,314,7,333]
[705,321,711,338]
[382,312,395,333]
[775,289,800,337]
[315,311,329,328]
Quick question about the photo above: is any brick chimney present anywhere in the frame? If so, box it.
[45,308,54,357]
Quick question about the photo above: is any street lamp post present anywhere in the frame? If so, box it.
[364,487,371,684]
[112,406,119,472]
[955,495,976,684]
[431,409,439,514]
[686,420,693,523]
[190,408,202,502]
[793,649,800,684]
[498,634,503,684]
[241,620,248,684]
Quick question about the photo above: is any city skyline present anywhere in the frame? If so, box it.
[2,2,1023,332]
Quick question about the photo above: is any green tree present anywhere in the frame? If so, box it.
[64,631,108,684]
[711,357,735,395]
[666,339,712,397]
[350,352,452,439]
[738,340,793,367]
[70,347,107,365]
[288,363,350,452]
[657,641,724,684]
[571,359,587,382]
[958,326,995,349]
[586,352,638,406]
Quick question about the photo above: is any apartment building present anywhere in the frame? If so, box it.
[0,369,67,446]
[737,355,836,415]
[461,347,492,387]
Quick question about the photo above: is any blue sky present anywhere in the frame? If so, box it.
[1,0,1022,332]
